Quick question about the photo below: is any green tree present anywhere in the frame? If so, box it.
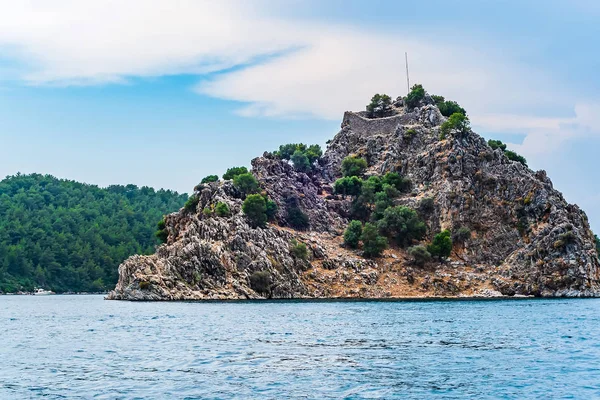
[488,139,507,151]
[334,176,363,196]
[405,84,425,108]
[242,194,267,228]
[287,205,309,230]
[341,156,367,177]
[361,223,388,257]
[155,218,168,243]
[378,206,426,246]
[382,172,410,192]
[440,112,470,139]
[265,198,278,221]
[234,173,260,195]
[223,166,248,180]
[291,150,311,172]
[305,145,323,164]
[200,175,219,184]
[366,93,393,118]
[433,96,466,117]
[344,220,363,249]
[428,230,453,259]
[183,196,200,213]
[215,202,230,217]
[408,245,431,266]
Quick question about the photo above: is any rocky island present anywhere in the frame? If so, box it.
[108,87,600,300]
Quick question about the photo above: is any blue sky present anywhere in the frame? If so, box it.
[1,0,600,231]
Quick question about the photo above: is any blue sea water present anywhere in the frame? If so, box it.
[0,296,599,399]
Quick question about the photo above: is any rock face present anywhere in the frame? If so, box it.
[108,96,600,300]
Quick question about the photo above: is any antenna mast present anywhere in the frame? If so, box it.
[405,52,410,94]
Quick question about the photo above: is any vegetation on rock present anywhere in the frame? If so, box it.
[343,220,363,249]
[360,223,388,257]
[366,93,393,118]
[488,139,528,166]
[341,156,367,177]
[200,175,219,184]
[215,202,230,217]
[233,173,260,196]
[428,230,453,259]
[377,206,427,246]
[440,112,471,139]
[432,95,466,117]
[249,270,271,294]
[290,239,308,260]
[223,166,248,181]
[242,194,268,228]
[408,245,432,266]
[405,84,425,108]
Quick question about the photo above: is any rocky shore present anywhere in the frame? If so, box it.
[108,93,600,301]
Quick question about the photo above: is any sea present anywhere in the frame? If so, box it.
[1,295,599,399]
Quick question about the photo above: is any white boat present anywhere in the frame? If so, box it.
[33,288,55,295]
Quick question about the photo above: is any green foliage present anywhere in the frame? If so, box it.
[291,150,311,173]
[371,185,399,221]
[202,207,212,217]
[595,235,600,256]
[233,173,260,195]
[200,175,219,184]
[366,93,393,118]
[0,174,187,293]
[223,166,248,181]
[432,95,466,117]
[428,230,453,259]
[405,84,425,108]
[139,281,151,290]
[453,227,471,243]
[215,202,230,217]
[249,270,272,294]
[381,172,411,193]
[290,239,308,260]
[344,220,363,249]
[408,245,432,266]
[242,194,267,228]
[276,143,306,160]
[403,128,417,140]
[287,205,310,230]
[419,197,435,214]
[341,156,367,177]
[361,223,388,257]
[155,218,169,244]
[488,139,528,166]
[265,198,278,221]
[184,196,200,213]
[377,206,426,246]
[305,145,323,164]
[334,176,363,196]
[440,112,470,139]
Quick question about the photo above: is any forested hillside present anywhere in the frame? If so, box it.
[0,174,187,293]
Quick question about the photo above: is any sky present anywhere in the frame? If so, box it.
[1,0,599,231]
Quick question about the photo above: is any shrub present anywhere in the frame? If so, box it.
[405,84,425,108]
[265,198,278,221]
[341,156,367,177]
[344,220,363,248]
[378,206,426,246]
[290,239,308,260]
[403,128,417,140]
[202,207,212,217]
[361,176,383,202]
[249,271,272,294]
[408,245,432,266]
[275,143,322,167]
[287,205,309,230]
[382,172,410,192]
[440,112,470,139]
[334,176,363,196]
[223,166,248,180]
[433,96,466,117]
[242,194,267,228]
[453,227,471,243]
[234,173,260,195]
[361,223,388,257]
[183,196,199,213]
[201,175,219,184]
[139,281,151,290]
[428,230,453,259]
[291,150,311,173]
[504,150,528,167]
[155,218,168,243]
[372,187,397,221]
[488,140,507,151]
[215,202,230,217]
[596,235,600,255]
[276,143,306,160]
[419,197,435,214]
[366,93,393,118]
[305,144,323,164]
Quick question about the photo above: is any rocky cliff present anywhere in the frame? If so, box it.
[107,94,600,300]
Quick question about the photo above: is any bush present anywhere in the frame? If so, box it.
[249,270,271,294]
[201,175,219,184]
[366,93,393,118]
[344,220,363,248]
[361,223,388,257]
[453,227,471,243]
[428,230,452,259]
[382,172,410,192]
[223,166,248,180]
[408,245,431,266]
[233,173,260,195]
[403,128,417,140]
[287,205,309,230]
[488,140,507,151]
[405,84,425,108]
[265,198,278,221]
[275,143,322,167]
[202,207,212,217]
[371,187,398,221]
[305,145,323,164]
[504,150,528,167]
[183,196,200,213]
[242,194,267,228]
[155,218,168,243]
[291,150,311,173]
[596,235,600,256]
[433,96,466,117]
[276,143,306,160]
[341,156,367,177]
[419,197,435,214]
[378,206,426,246]
[215,202,230,217]
[440,112,470,139]
[290,239,308,260]
[334,176,363,196]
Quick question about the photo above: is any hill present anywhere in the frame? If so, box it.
[0,174,187,293]
[108,87,600,300]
